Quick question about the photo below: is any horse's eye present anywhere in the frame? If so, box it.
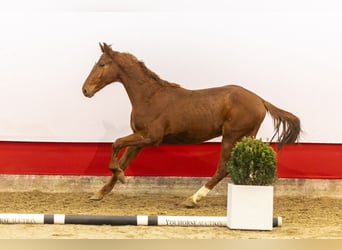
[98,63,105,67]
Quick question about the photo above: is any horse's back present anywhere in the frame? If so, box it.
[158,84,266,143]
[189,84,265,113]
[190,84,267,129]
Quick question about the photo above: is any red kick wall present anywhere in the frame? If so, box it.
[0,142,341,179]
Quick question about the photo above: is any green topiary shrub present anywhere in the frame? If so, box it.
[227,136,277,185]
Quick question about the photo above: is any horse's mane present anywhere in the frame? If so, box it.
[116,52,180,88]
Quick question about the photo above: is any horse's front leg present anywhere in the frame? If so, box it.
[108,145,125,184]
[90,146,142,200]
[109,133,154,183]
[90,132,155,201]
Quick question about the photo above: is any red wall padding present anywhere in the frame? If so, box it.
[0,141,341,178]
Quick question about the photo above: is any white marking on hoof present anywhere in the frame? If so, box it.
[181,197,198,208]
[89,193,104,201]
[191,186,211,204]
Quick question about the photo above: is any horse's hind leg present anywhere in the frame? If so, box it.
[182,123,262,208]
[181,136,235,208]
[181,125,256,208]
[90,146,142,200]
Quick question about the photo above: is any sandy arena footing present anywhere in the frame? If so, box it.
[0,175,341,199]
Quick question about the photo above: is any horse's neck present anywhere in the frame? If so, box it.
[119,66,163,108]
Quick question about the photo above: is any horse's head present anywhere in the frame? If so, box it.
[82,43,120,97]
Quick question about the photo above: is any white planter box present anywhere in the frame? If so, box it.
[227,183,274,230]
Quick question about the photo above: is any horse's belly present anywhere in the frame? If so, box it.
[162,128,221,144]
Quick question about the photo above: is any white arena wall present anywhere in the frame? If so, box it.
[1,5,342,144]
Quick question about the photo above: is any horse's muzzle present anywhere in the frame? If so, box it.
[82,87,94,98]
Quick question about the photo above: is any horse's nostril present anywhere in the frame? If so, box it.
[82,88,87,96]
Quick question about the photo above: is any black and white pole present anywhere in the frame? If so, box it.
[0,214,282,227]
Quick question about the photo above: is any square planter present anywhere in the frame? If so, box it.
[227,183,274,230]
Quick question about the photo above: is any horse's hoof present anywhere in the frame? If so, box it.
[89,193,104,201]
[117,172,126,184]
[180,197,198,208]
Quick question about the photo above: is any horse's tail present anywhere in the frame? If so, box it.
[262,100,301,150]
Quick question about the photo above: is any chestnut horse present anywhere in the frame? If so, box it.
[82,43,301,207]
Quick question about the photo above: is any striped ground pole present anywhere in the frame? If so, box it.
[0,214,282,227]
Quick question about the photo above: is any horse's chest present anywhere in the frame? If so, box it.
[130,113,155,132]
[130,118,142,132]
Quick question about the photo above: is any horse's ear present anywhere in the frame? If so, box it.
[101,43,112,55]
[99,42,104,53]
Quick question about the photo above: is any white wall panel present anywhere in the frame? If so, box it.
[1,2,342,142]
